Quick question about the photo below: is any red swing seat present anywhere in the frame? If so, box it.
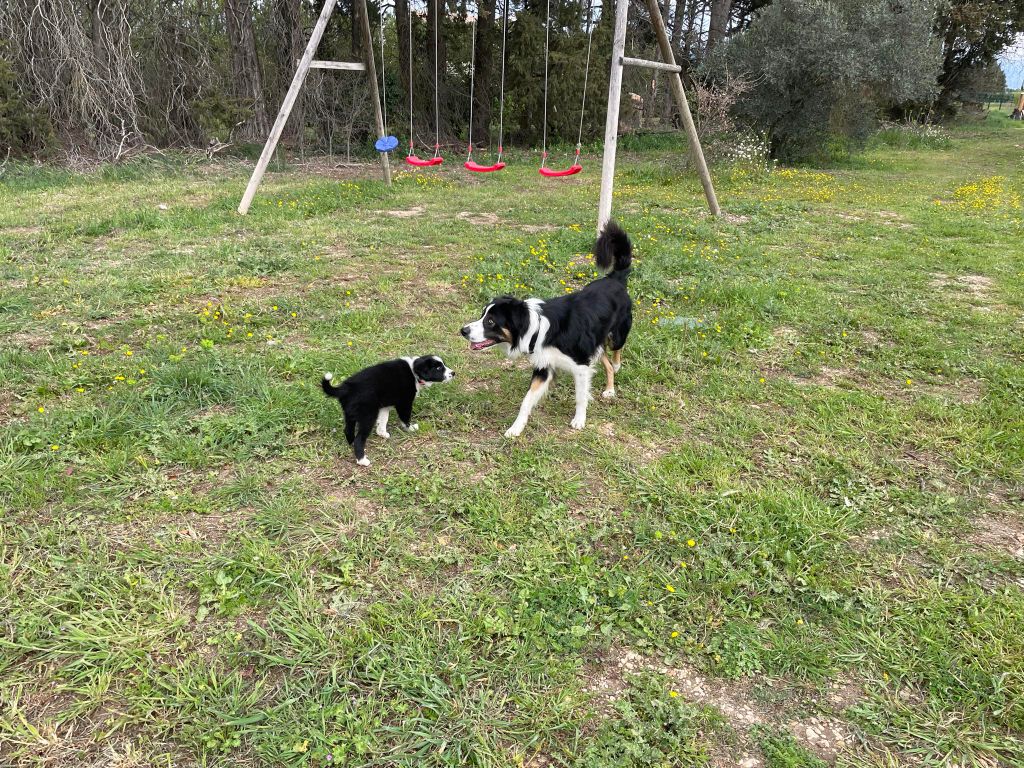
[539,164,582,177]
[406,155,443,167]
[465,160,506,172]
[464,144,506,173]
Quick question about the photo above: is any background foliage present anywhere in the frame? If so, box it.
[0,0,1022,162]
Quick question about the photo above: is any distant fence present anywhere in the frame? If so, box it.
[964,91,1024,112]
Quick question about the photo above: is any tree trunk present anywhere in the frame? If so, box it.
[224,0,269,140]
[426,0,447,140]
[276,0,304,141]
[707,0,731,53]
[90,0,110,79]
[471,0,496,146]
[396,0,411,98]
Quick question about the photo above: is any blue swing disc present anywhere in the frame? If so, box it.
[375,135,399,153]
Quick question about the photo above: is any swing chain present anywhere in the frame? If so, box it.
[379,9,389,139]
[408,5,414,150]
[433,0,441,158]
[577,0,595,151]
[467,18,476,161]
[496,0,508,163]
[540,0,552,167]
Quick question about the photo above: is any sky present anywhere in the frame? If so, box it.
[999,34,1024,89]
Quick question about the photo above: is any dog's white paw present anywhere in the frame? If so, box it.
[356,457,371,467]
[612,363,621,373]
[376,430,390,439]
[570,415,587,430]
[408,422,419,432]
[504,424,524,439]
[601,388,616,399]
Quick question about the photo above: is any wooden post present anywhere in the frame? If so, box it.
[643,0,720,216]
[597,0,629,233]
[237,0,393,215]
[238,0,338,215]
[356,0,392,185]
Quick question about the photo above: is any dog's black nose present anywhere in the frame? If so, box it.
[460,326,470,338]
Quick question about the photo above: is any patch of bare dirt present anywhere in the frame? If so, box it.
[923,378,983,405]
[859,329,893,348]
[457,211,501,226]
[0,391,25,423]
[772,326,800,345]
[386,205,425,218]
[172,509,249,547]
[785,716,856,762]
[789,367,852,388]
[585,648,861,765]
[80,253,127,276]
[2,329,50,351]
[848,527,893,554]
[722,213,751,225]
[824,678,865,711]
[877,210,913,230]
[970,516,1024,560]
[520,223,559,233]
[4,225,44,236]
[957,274,995,299]
[931,273,1005,313]
[192,405,235,421]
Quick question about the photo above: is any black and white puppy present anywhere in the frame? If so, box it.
[460,222,633,438]
[321,356,454,466]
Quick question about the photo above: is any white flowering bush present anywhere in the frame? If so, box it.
[713,131,775,175]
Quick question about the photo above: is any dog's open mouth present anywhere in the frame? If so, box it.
[470,339,498,351]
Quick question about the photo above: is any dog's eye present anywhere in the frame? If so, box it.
[485,318,495,326]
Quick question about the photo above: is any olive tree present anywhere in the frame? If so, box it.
[709,0,941,160]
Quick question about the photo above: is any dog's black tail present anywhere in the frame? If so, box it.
[321,372,343,399]
[594,221,632,283]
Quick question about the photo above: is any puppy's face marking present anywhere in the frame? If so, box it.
[461,297,529,351]
[412,355,455,386]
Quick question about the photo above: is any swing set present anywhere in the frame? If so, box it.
[237,0,720,227]
[400,0,591,177]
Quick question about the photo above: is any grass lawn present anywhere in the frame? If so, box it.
[1,114,1022,768]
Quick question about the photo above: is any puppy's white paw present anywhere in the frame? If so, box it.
[376,430,390,439]
[504,424,524,439]
[601,388,616,399]
[408,423,419,432]
[612,363,621,373]
[356,457,371,467]
[570,415,587,430]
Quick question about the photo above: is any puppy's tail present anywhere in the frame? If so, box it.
[594,221,632,282]
[321,372,342,399]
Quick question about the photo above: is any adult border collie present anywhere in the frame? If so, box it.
[460,222,632,437]
[322,356,454,466]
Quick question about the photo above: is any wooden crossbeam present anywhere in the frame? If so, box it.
[238,0,390,215]
[310,60,367,71]
[621,56,681,73]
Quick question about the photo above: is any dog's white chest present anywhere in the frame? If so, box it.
[531,345,580,372]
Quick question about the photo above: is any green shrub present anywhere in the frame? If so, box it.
[0,53,53,157]
[707,0,941,162]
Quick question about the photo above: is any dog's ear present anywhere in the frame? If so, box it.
[411,356,430,379]
[503,301,531,345]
